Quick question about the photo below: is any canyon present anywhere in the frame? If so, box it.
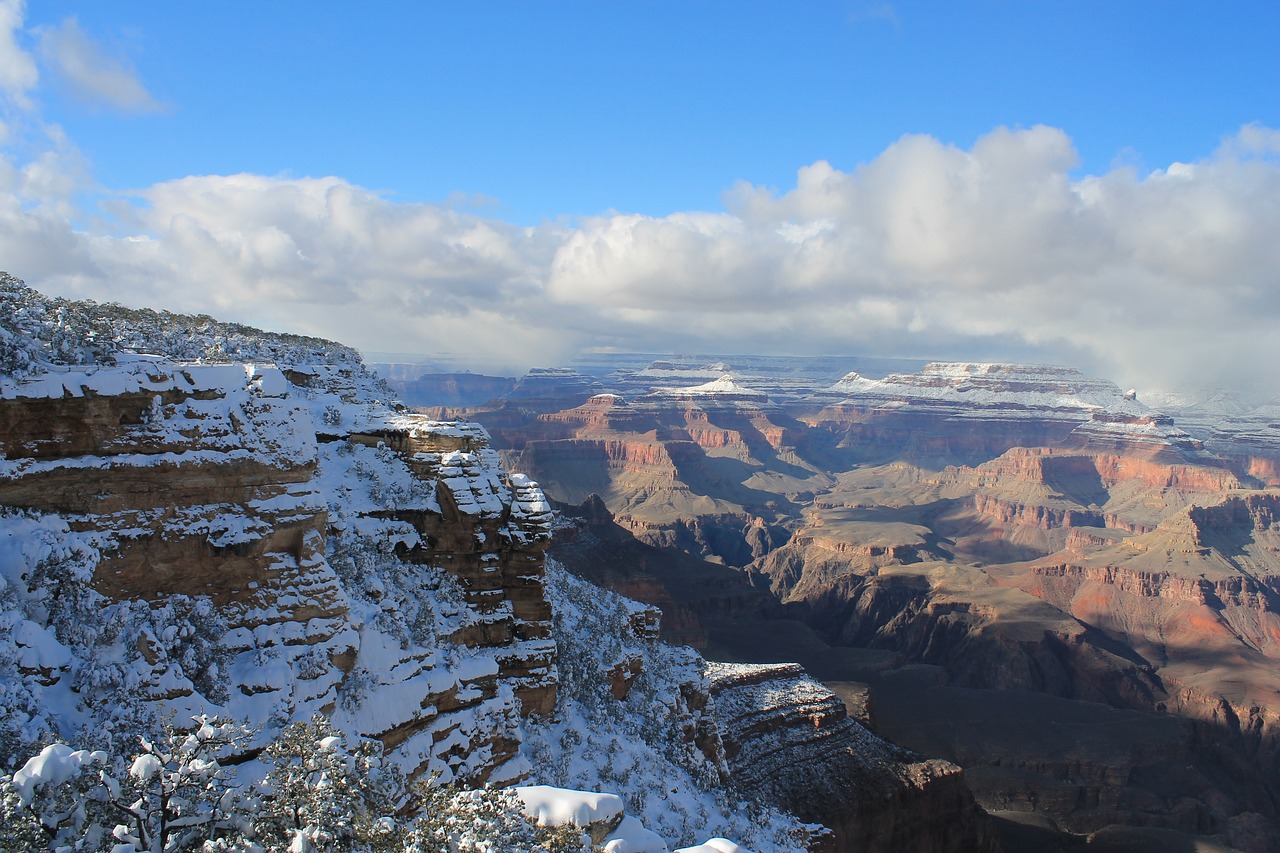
[1,277,999,851]
[378,354,1280,852]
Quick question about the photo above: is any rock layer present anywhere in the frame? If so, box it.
[707,662,997,853]
[0,354,558,786]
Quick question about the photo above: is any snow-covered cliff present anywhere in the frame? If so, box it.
[0,277,824,849]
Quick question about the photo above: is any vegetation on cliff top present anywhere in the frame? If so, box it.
[0,272,361,377]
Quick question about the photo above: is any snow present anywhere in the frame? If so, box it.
[605,815,671,852]
[515,784,625,828]
[13,619,73,671]
[129,752,163,782]
[819,362,1149,420]
[0,359,260,401]
[12,743,106,805]
[246,363,290,397]
[675,840,755,853]
[438,450,510,517]
[659,375,769,401]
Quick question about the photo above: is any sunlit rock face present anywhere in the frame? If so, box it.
[0,278,558,787]
[442,355,1280,851]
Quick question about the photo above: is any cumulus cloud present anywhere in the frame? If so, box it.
[0,0,37,106]
[543,124,1280,395]
[0,78,1275,391]
[32,174,566,371]
[36,17,160,112]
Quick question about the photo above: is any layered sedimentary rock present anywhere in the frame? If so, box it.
[475,378,828,568]
[0,347,557,786]
[707,662,996,853]
[1143,390,1280,487]
[432,356,1280,850]
[753,445,1280,850]
[797,362,1214,466]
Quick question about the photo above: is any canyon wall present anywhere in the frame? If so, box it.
[0,355,557,785]
[439,356,1280,851]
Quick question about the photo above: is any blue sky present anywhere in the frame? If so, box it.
[1,1,1278,393]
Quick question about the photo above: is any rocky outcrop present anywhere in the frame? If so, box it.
[0,351,559,787]
[350,423,558,718]
[476,388,826,570]
[707,662,997,852]
[549,496,778,648]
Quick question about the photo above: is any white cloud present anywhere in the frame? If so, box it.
[543,124,1279,394]
[1218,122,1280,160]
[0,120,1276,394]
[0,0,37,106]
[36,17,160,113]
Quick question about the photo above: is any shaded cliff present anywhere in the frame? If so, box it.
[708,662,997,853]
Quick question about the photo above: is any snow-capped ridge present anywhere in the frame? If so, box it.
[819,360,1151,418]
[659,375,770,402]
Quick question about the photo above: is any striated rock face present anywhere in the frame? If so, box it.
[0,348,558,786]
[474,385,827,570]
[752,450,1280,849]
[706,662,997,853]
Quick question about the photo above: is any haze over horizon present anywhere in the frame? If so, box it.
[0,1,1276,398]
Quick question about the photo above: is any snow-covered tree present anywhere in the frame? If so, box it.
[107,716,257,853]
[6,741,115,849]
[3,716,256,853]
[255,716,402,853]
[1,271,367,375]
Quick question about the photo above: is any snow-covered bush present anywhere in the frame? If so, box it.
[0,271,366,375]
[403,783,587,853]
[145,596,232,704]
[0,771,47,850]
[255,715,403,853]
[6,712,667,852]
